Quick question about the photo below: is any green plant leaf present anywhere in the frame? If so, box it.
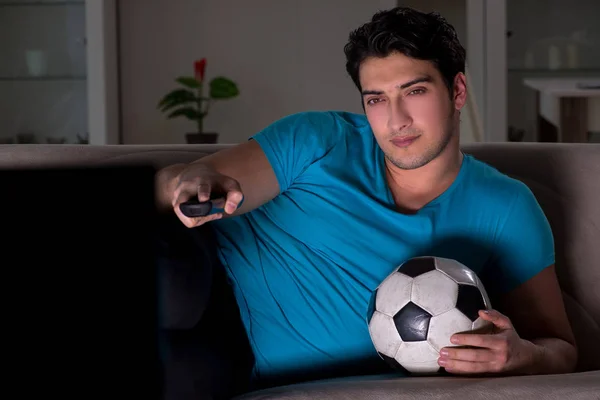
[166,106,204,121]
[176,76,201,88]
[210,76,239,99]
[158,88,198,111]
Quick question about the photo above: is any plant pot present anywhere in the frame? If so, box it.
[186,132,218,144]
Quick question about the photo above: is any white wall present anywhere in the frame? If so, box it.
[398,0,467,43]
[119,0,396,144]
[397,0,482,144]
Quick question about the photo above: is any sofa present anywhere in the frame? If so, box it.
[0,142,598,399]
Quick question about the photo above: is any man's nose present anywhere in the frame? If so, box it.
[388,101,412,132]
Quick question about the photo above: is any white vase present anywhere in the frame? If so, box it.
[566,44,579,69]
[548,45,561,70]
[25,50,47,77]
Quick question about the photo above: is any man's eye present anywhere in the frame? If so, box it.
[409,88,426,95]
[367,98,383,105]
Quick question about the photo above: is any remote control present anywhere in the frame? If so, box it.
[179,195,244,218]
[179,198,223,218]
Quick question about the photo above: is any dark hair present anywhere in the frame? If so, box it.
[344,6,466,97]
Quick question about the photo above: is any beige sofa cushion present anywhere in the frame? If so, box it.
[0,142,598,372]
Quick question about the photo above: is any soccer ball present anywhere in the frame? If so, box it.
[367,256,493,374]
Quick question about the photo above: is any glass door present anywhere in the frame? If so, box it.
[0,0,89,144]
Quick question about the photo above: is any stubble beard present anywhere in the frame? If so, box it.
[385,111,456,171]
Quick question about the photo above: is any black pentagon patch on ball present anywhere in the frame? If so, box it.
[367,289,377,324]
[456,284,487,321]
[378,352,410,374]
[397,257,436,278]
[393,301,432,342]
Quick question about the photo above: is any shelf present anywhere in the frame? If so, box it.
[0,75,86,81]
[0,1,84,6]
[523,77,600,97]
[508,68,600,75]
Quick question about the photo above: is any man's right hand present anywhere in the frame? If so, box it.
[155,140,280,228]
[170,163,244,227]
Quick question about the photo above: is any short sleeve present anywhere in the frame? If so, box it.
[491,182,555,294]
[250,111,343,193]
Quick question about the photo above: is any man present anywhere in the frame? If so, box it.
[156,6,577,397]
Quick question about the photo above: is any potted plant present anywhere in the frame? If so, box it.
[158,58,239,144]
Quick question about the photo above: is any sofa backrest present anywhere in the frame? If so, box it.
[1,142,598,372]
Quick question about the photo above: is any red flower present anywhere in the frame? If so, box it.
[194,58,206,83]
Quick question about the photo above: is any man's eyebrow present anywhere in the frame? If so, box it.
[361,76,433,96]
[397,75,433,89]
[361,89,384,96]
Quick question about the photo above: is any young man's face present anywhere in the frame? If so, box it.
[359,52,466,170]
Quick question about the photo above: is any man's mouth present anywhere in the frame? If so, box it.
[390,135,419,148]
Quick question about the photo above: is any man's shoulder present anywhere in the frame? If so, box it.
[466,153,530,191]
[273,110,369,131]
[461,156,553,294]
[254,110,372,156]
[253,110,370,147]
[249,110,372,192]
[463,153,536,211]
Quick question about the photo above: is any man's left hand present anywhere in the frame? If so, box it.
[437,309,539,375]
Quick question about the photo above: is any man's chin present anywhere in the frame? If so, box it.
[385,153,430,171]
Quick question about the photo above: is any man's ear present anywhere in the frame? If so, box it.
[453,72,467,111]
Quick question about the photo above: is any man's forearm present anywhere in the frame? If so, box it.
[523,337,578,375]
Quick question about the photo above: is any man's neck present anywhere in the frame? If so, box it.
[385,148,463,213]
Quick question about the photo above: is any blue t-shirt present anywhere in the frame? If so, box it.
[211,110,554,384]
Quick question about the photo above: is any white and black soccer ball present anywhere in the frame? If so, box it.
[367,256,493,374]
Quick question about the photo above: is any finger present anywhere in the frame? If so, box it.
[439,359,493,375]
[450,333,504,350]
[220,178,244,214]
[174,206,223,228]
[198,212,223,224]
[197,180,212,202]
[172,187,196,208]
[478,309,513,330]
[172,177,199,206]
[224,191,243,214]
[440,347,496,363]
[173,206,197,228]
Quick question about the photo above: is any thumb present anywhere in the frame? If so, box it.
[219,177,244,214]
[479,309,513,330]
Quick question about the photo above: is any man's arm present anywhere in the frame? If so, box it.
[155,139,279,217]
[439,180,578,376]
[156,111,344,221]
[439,264,578,375]
[499,264,578,375]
